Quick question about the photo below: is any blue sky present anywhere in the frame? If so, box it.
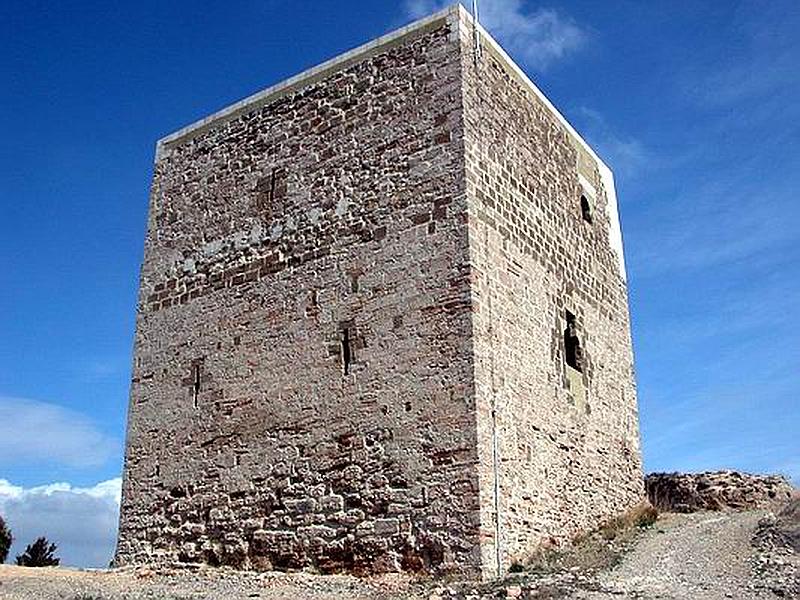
[1,0,798,567]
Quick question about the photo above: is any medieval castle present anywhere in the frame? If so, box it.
[116,5,643,579]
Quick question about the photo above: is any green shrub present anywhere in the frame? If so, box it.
[0,514,12,563]
[15,536,60,567]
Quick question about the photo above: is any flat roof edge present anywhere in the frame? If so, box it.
[155,4,610,176]
[155,5,462,161]
[459,9,611,174]
[458,9,626,280]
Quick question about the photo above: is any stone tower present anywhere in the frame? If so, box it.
[116,5,643,579]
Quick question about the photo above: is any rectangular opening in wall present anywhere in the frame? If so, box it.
[339,327,352,375]
[255,167,288,217]
[268,168,277,203]
[191,363,201,408]
[270,167,287,202]
[564,310,583,372]
[580,194,593,224]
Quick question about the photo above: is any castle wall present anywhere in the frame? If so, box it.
[118,5,645,580]
[117,14,485,575]
[457,11,644,577]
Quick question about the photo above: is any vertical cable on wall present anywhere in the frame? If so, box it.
[471,0,503,578]
[485,228,503,579]
[472,0,482,64]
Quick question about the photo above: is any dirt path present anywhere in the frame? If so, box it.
[576,511,770,599]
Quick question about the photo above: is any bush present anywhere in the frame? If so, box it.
[600,502,659,540]
[634,503,659,529]
[525,502,660,574]
[0,514,12,563]
[15,536,60,567]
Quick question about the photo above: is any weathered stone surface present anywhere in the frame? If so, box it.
[646,471,795,512]
[116,5,643,580]
[455,7,644,576]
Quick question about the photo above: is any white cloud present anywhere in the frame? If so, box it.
[405,0,586,71]
[0,479,24,499]
[0,477,121,568]
[0,396,119,469]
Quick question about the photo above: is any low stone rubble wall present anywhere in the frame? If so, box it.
[645,471,794,513]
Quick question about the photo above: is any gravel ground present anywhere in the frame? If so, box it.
[583,511,769,599]
[1,510,796,600]
[0,565,416,599]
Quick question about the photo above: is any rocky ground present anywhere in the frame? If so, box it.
[1,503,798,600]
[751,498,800,598]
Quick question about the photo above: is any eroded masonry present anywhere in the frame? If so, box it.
[116,5,643,579]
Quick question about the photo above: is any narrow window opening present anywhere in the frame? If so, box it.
[340,328,352,375]
[305,290,320,318]
[268,168,277,203]
[580,195,593,224]
[192,363,201,408]
[564,310,584,372]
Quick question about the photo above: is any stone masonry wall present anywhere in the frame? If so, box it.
[117,6,645,581]
[457,11,644,576]
[117,15,485,576]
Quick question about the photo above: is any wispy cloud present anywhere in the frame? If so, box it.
[682,3,800,112]
[79,358,126,384]
[627,163,799,278]
[0,396,119,469]
[574,107,649,179]
[643,403,800,487]
[405,0,586,71]
[0,477,121,567]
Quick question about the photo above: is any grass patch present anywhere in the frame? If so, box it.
[599,502,658,540]
[524,502,659,575]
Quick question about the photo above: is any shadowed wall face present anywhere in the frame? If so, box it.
[116,15,484,576]
[457,8,643,574]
